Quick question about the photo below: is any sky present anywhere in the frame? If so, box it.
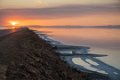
[0,0,120,26]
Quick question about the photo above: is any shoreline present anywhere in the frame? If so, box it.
[0,28,110,80]
[33,29,120,80]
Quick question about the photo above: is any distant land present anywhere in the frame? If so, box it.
[27,25,120,29]
[0,25,120,29]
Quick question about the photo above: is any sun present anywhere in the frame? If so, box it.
[9,21,19,29]
[10,21,18,26]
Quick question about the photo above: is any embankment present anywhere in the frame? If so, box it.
[0,28,110,80]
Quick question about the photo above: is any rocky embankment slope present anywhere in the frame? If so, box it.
[0,28,110,80]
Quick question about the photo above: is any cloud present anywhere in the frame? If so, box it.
[0,3,120,25]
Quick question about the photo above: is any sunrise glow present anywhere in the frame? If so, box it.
[9,21,19,26]
[8,21,19,29]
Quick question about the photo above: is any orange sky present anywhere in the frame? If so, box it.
[5,13,120,26]
[0,0,120,26]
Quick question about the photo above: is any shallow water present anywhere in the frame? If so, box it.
[33,27,120,79]
[32,27,120,70]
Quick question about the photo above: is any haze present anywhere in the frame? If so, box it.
[0,0,120,26]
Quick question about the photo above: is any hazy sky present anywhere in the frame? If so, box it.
[0,0,119,9]
[0,0,120,26]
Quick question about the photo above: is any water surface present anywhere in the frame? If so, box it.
[32,27,120,70]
